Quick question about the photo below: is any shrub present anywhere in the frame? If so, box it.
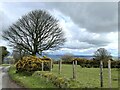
[33,71,71,88]
[74,58,87,66]
[16,55,52,74]
[116,60,120,68]
[93,65,99,68]
[86,64,92,68]
[111,61,117,68]
[80,64,86,68]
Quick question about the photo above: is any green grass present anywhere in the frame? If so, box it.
[8,66,56,89]
[0,64,10,66]
[52,64,118,88]
[9,64,119,88]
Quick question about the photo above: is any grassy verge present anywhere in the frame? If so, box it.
[1,64,10,66]
[8,66,56,88]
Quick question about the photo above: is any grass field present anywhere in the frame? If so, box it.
[9,64,119,88]
[52,64,119,88]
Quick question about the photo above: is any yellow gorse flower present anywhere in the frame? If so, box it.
[16,55,52,73]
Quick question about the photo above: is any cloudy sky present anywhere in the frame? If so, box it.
[0,2,118,56]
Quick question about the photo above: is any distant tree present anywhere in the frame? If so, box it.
[0,46,9,64]
[94,48,112,62]
[2,10,66,56]
[61,54,74,62]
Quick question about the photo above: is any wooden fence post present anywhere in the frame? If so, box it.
[59,60,62,74]
[50,60,53,71]
[100,60,103,87]
[75,60,77,66]
[73,60,76,80]
[108,60,112,88]
[42,61,44,71]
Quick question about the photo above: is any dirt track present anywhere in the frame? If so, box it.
[0,66,22,89]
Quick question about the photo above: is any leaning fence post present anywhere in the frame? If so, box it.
[108,59,112,88]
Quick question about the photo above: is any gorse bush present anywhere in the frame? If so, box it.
[33,71,73,88]
[16,55,52,74]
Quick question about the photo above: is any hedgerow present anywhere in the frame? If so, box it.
[73,58,120,68]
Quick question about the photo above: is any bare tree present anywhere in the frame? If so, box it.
[94,48,112,87]
[2,10,65,56]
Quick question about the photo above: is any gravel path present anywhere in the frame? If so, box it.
[0,66,23,89]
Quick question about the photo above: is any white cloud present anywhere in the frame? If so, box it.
[46,9,118,56]
[0,2,118,56]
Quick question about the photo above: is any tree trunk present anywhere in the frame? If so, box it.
[19,49,22,59]
[108,60,111,88]
[32,52,36,56]
[100,60,103,87]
